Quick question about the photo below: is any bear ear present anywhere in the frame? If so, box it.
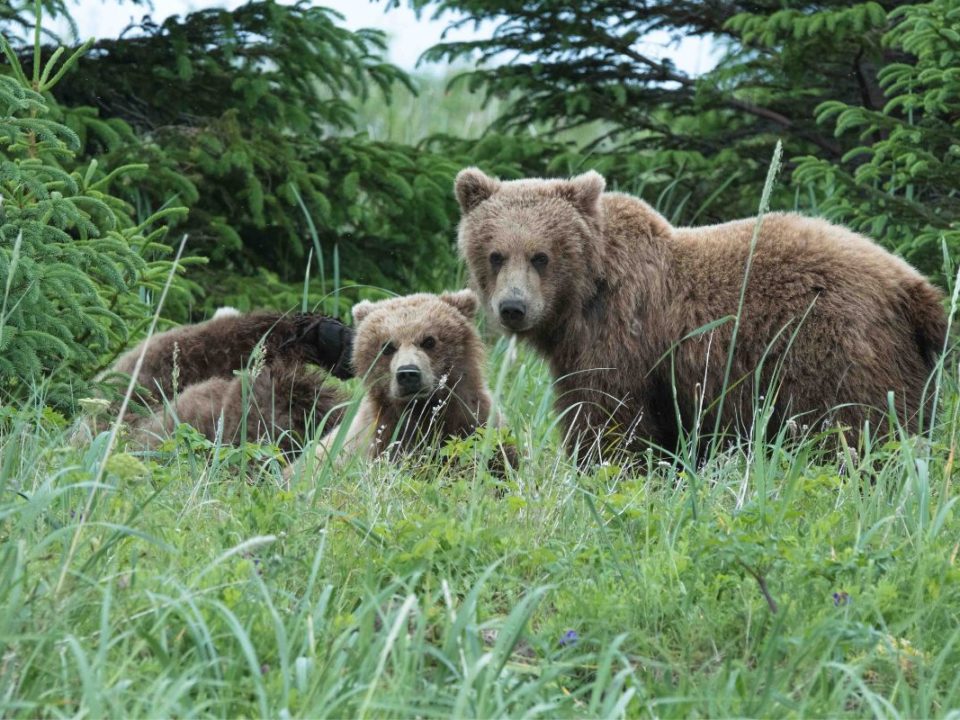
[439,289,479,319]
[455,167,500,214]
[559,170,606,219]
[351,300,375,325]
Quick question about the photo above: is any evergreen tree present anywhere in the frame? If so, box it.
[46,3,449,293]
[0,26,192,408]
[14,1,494,305]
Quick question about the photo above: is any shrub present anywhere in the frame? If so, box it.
[35,2,465,299]
[0,31,193,409]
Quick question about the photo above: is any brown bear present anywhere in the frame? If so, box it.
[454,167,948,460]
[132,359,345,451]
[108,309,354,405]
[79,309,352,450]
[312,290,501,462]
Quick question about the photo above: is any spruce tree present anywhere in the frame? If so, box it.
[0,22,192,409]
[24,2,471,301]
[2,1,579,315]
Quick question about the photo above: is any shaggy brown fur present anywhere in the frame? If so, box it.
[81,310,352,450]
[109,310,353,405]
[133,360,345,451]
[455,167,948,459]
[314,290,500,462]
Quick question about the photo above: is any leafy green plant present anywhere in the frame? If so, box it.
[1,334,959,716]
[0,2,958,714]
[0,22,193,409]
[393,1,925,226]
[17,1,471,298]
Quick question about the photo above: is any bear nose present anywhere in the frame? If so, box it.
[499,299,527,326]
[395,365,422,392]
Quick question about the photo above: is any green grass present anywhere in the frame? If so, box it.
[3,130,958,716]
[1,331,959,717]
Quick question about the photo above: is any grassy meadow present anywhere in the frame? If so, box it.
[353,73,507,144]
[2,318,960,717]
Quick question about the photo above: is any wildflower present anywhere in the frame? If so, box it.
[559,629,579,647]
[832,591,851,606]
[77,397,111,415]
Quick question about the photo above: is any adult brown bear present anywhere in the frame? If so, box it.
[455,167,947,460]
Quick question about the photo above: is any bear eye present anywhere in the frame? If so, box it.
[421,336,436,350]
[381,342,396,357]
[489,252,505,270]
[531,252,549,269]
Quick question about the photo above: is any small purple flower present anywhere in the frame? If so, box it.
[559,629,579,647]
[832,591,851,606]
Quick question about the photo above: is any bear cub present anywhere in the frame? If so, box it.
[82,309,352,451]
[314,290,502,462]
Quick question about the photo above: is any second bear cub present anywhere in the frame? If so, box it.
[317,290,498,461]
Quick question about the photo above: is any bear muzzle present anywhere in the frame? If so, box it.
[388,348,437,400]
[498,298,527,329]
[395,364,423,395]
[491,272,543,332]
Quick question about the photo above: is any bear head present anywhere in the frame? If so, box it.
[454,167,606,336]
[349,290,482,407]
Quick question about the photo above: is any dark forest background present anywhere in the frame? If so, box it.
[1,0,957,407]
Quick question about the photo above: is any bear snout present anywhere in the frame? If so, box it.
[499,298,527,327]
[395,364,423,394]
[388,346,437,400]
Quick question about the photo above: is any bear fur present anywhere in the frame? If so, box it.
[109,310,354,406]
[455,167,948,458]
[132,360,345,451]
[313,290,500,462]
[80,310,352,450]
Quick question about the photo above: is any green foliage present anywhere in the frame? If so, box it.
[725,2,890,46]
[793,0,960,275]
[17,1,474,301]
[0,32,192,409]
[395,1,920,222]
[0,0,956,714]
[0,0,578,309]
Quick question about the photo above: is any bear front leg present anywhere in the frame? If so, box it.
[314,398,379,465]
